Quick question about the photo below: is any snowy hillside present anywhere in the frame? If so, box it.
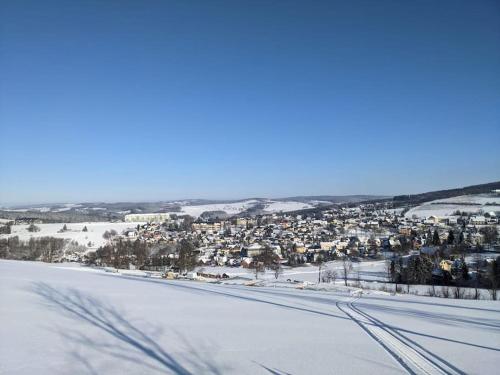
[1,260,499,375]
[0,195,379,222]
[0,222,140,249]
[168,199,314,218]
[405,194,500,219]
[171,199,260,217]
[262,200,313,213]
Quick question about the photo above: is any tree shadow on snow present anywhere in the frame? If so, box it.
[254,362,293,375]
[31,282,228,375]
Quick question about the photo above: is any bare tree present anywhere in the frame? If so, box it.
[452,286,465,299]
[176,239,197,273]
[102,230,118,240]
[323,269,337,283]
[273,262,283,280]
[354,269,361,288]
[341,256,353,286]
[133,239,150,269]
[317,254,325,283]
[428,286,436,297]
[254,244,278,280]
[27,223,40,232]
[441,286,450,298]
[472,253,481,300]
[180,215,195,232]
[253,261,264,280]
[480,226,498,246]
[0,224,11,235]
[385,259,393,282]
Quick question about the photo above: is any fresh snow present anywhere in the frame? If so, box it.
[168,199,313,218]
[172,200,260,218]
[406,194,500,219]
[0,222,141,249]
[1,260,499,375]
[197,260,389,283]
[263,201,313,213]
[434,195,500,205]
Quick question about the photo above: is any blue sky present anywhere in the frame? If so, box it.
[1,0,499,205]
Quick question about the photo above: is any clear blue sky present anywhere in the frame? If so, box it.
[1,0,499,205]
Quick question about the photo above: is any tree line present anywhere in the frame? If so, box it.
[388,253,500,300]
[0,236,85,262]
[87,238,198,273]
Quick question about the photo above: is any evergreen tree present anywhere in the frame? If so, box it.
[447,230,455,245]
[461,261,469,281]
[432,230,441,246]
[458,231,464,244]
[0,225,11,235]
[487,257,500,300]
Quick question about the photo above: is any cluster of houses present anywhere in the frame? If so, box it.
[101,202,499,275]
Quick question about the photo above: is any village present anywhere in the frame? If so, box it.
[1,192,499,298]
[74,198,499,296]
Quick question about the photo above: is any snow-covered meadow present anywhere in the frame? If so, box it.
[262,200,313,213]
[0,222,140,249]
[405,194,500,219]
[1,260,499,374]
[168,199,313,218]
[197,259,389,283]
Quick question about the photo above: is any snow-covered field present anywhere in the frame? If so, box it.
[434,195,500,205]
[0,222,140,249]
[262,201,313,213]
[172,199,260,217]
[197,259,389,283]
[1,260,499,375]
[169,199,313,218]
[406,194,500,219]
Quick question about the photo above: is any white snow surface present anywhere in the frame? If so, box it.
[169,199,312,218]
[172,200,260,217]
[434,195,500,205]
[197,260,389,283]
[262,201,313,213]
[0,222,141,249]
[406,194,500,219]
[1,260,499,375]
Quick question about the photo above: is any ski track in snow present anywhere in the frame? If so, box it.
[2,260,499,375]
[337,297,464,375]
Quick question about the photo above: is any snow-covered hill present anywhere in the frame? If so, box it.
[1,260,498,374]
[0,222,140,250]
[1,195,382,221]
[169,199,314,218]
[405,193,500,219]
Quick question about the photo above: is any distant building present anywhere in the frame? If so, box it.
[440,260,453,272]
[424,215,440,225]
[470,216,486,225]
[124,213,170,223]
[320,241,335,251]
